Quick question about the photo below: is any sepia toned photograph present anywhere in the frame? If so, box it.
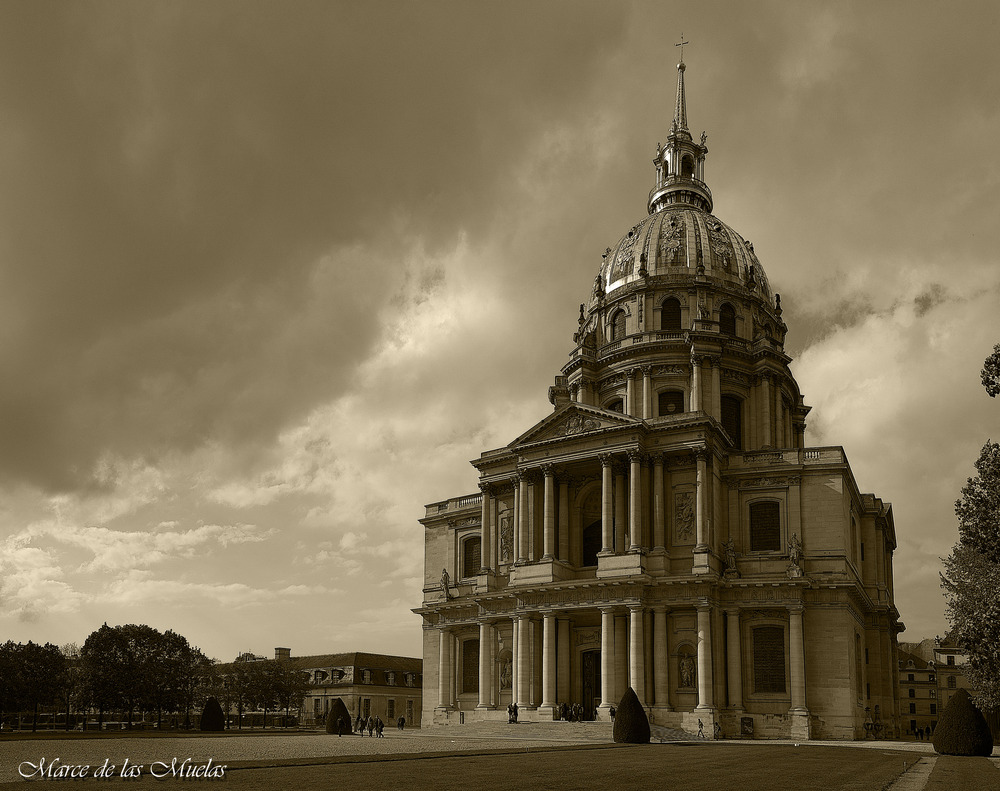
[0,1,998,788]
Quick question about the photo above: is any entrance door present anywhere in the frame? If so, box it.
[581,649,601,721]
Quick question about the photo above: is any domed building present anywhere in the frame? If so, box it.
[415,59,903,740]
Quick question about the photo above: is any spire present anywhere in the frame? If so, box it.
[673,34,689,132]
[674,61,688,132]
[647,45,712,215]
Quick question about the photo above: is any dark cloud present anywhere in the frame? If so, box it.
[0,1,625,491]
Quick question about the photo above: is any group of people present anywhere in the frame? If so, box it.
[559,702,590,722]
[354,714,385,737]
[506,703,519,723]
[913,725,933,740]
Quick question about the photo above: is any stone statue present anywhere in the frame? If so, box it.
[500,657,512,689]
[724,538,738,571]
[788,533,802,567]
[441,568,451,598]
[701,131,707,147]
[679,655,695,687]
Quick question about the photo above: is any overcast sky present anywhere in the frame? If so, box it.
[0,1,997,663]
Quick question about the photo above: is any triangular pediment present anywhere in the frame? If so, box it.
[509,403,641,448]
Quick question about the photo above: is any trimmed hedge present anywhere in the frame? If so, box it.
[199,697,225,732]
[932,688,993,756]
[324,697,352,735]
[612,687,650,744]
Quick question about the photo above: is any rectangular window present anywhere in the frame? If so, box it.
[752,626,786,694]
[387,699,395,719]
[749,501,781,552]
[908,688,915,698]
[363,698,371,717]
[909,703,916,714]
[908,674,914,681]
[860,542,865,561]
[866,683,870,700]
[462,639,480,693]
[463,537,482,578]
[930,703,936,714]
[406,700,414,724]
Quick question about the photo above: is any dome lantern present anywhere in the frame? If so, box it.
[648,58,712,214]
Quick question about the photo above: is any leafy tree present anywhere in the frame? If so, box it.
[80,623,124,726]
[982,343,1000,398]
[0,641,21,725]
[15,642,67,731]
[941,344,1000,711]
[59,644,84,731]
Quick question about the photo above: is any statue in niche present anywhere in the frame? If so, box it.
[499,656,512,690]
[440,568,451,599]
[498,503,513,564]
[788,533,802,567]
[723,538,739,576]
[679,654,696,688]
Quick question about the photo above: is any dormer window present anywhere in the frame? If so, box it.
[611,310,626,341]
[661,297,682,331]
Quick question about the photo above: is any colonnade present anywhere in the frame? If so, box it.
[435,603,809,719]
[477,450,713,571]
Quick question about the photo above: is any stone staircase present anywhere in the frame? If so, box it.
[417,720,699,743]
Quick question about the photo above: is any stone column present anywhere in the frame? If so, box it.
[629,605,646,705]
[479,483,493,572]
[628,450,642,551]
[652,453,666,551]
[558,480,570,562]
[437,627,452,709]
[774,380,784,448]
[642,366,652,419]
[527,474,538,562]
[541,612,557,713]
[626,369,636,416]
[478,621,494,708]
[516,615,531,708]
[690,352,702,412]
[517,471,530,563]
[695,450,708,550]
[614,463,627,552]
[695,603,714,711]
[511,616,519,705]
[599,608,615,716]
[710,357,722,422]
[614,615,628,703]
[725,608,743,710]
[761,373,772,447]
[512,476,521,564]
[600,454,614,553]
[542,466,555,560]
[789,605,808,714]
[557,616,571,704]
[653,607,670,708]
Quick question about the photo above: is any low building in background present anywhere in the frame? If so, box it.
[285,648,422,727]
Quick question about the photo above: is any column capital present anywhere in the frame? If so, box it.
[651,604,669,614]
[599,452,615,468]
[478,481,494,496]
[650,451,665,466]
[696,598,713,612]
[641,364,653,376]
[626,448,643,464]
[724,606,741,617]
[628,603,645,613]
[787,603,805,615]
[540,463,555,478]
[694,447,711,462]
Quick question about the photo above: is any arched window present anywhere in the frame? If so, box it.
[681,155,694,178]
[721,395,743,449]
[658,390,684,416]
[661,297,682,331]
[719,303,736,336]
[606,398,624,413]
[462,535,482,578]
[582,519,602,567]
[611,310,626,341]
[752,626,786,694]
[749,501,781,552]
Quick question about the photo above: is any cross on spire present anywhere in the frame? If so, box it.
[675,33,689,62]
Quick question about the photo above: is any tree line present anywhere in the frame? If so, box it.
[0,623,308,731]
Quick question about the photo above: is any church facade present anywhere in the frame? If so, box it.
[415,60,903,740]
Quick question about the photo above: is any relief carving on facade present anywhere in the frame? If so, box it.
[738,476,800,489]
[556,414,602,436]
[658,213,686,264]
[575,628,600,646]
[498,501,514,564]
[674,491,695,542]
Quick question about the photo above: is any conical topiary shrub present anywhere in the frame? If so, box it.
[324,697,352,735]
[932,688,993,756]
[612,687,650,744]
[199,697,225,732]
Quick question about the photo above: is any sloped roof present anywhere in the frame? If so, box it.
[287,652,421,673]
